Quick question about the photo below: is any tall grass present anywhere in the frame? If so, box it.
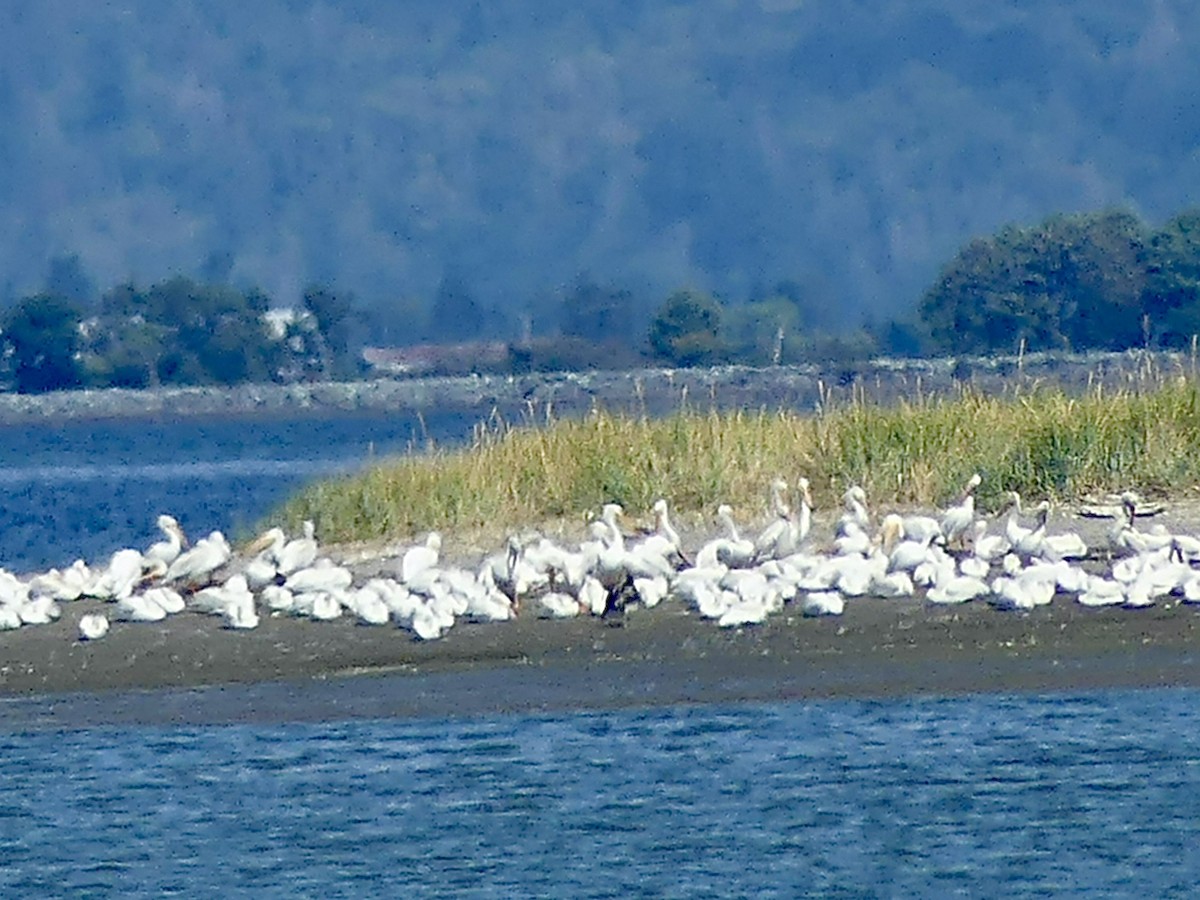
[274,377,1200,544]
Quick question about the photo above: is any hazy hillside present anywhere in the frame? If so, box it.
[1,1,1197,339]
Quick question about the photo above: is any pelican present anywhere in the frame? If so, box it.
[88,548,146,601]
[18,596,61,625]
[223,591,260,629]
[261,584,296,613]
[141,586,185,614]
[190,573,254,616]
[278,520,319,574]
[28,560,92,601]
[144,514,187,568]
[343,586,392,625]
[164,531,232,586]
[401,533,442,584]
[836,485,871,538]
[696,505,755,569]
[78,613,110,641]
[802,590,845,616]
[754,479,793,555]
[635,498,690,568]
[940,472,982,550]
[114,593,168,622]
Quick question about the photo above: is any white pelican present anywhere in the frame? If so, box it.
[925,573,989,604]
[144,514,187,568]
[900,512,943,545]
[342,586,392,625]
[401,532,442,584]
[1001,492,1036,550]
[78,613,110,641]
[88,548,145,601]
[696,505,756,569]
[940,472,982,549]
[629,498,690,568]
[164,531,232,586]
[285,558,354,594]
[18,596,61,625]
[114,593,168,622]
[223,592,260,629]
[1077,575,1127,607]
[836,485,871,538]
[968,518,1010,563]
[190,574,254,616]
[278,520,319,574]
[802,591,845,616]
[28,560,92,601]
[538,591,585,618]
[882,515,939,574]
[261,584,296,613]
[141,586,186,615]
[0,604,20,630]
[1036,508,1089,561]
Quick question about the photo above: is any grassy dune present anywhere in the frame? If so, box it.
[274,375,1200,545]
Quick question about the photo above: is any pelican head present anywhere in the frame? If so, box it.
[156,514,188,547]
[797,477,813,508]
[879,513,905,553]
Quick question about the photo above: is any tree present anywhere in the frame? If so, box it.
[919,210,1149,355]
[1,293,85,393]
[1142,210,1200,348]
[648,289,723,366]
[302,283,356,376]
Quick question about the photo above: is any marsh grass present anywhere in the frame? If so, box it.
[275,374,1200,545]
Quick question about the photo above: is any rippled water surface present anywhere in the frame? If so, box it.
[0,411,477,572]
[1,688,1198,896]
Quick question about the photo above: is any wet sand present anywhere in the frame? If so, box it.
[2,589,1199,727]
[5,499,1200,726]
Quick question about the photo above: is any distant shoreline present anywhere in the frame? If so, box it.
[0,349,1190,425]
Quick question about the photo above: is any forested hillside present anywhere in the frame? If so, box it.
[1,1,1197,344]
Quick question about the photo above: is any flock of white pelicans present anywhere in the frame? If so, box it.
[0,473,1197,644]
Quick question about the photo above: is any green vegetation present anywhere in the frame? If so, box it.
[274,375,1200,545]
[0,275,359,393]
[5,205,1200,392]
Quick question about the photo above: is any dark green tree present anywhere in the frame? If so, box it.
[1142,210,1200,348]
[2,293,85,393]
[302,283,356,376]
[648,289,723,366]
[919,210,1149,355]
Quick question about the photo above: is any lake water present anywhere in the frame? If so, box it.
[2,688,1199,896]
[1,412,1197,896]
[0,411,480,574]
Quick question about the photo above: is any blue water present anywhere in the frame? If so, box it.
[0,411,478,573]
[1,688,1198,896]
[1,412,1197,896]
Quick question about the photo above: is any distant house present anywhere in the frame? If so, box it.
[263,306,314,339]
[362,341,511,376]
